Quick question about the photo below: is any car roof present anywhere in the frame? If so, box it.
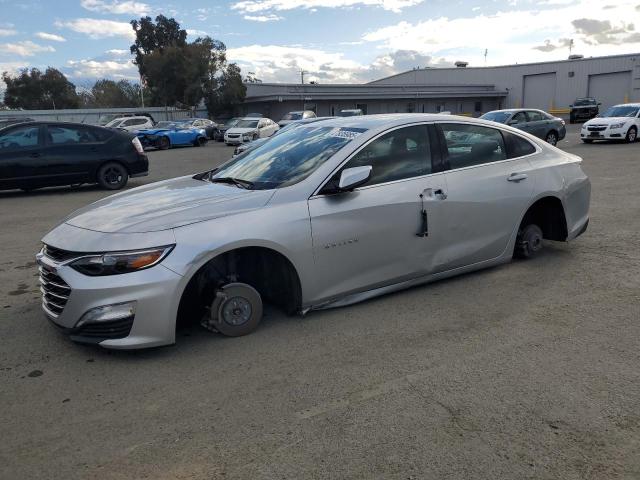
[484,108,547,113]
[613,103,640,107]
[295,113,498,130]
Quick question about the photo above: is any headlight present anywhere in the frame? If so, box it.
[70,245,174,276]
[610,122,625,129]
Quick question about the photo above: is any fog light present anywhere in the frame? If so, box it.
[77,301,136,326]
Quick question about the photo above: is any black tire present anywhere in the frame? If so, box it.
[545,130,558,146]
[204,283,263,337]
[195,136,207,147]
[569,115,575,124]
[97,162,128,190]
[625,126,637,143]
[515,224,544,259]
[158,136,170,150]
[252,133,258,141]
[582,139,593,144]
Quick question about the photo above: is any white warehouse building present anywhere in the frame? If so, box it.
[240,53,640,120]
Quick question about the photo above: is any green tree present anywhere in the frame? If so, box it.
[2,67,79,109]
[84,79,143,108]
[205,63,246,115]
[130,16,245,113]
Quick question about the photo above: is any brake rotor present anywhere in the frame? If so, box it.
[201,283,263,337]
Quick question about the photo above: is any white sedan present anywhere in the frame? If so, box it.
[581,103,639,143]
[104,116,154,132]
[224,117,279,145]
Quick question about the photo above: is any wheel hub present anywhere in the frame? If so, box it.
[221,296,252,326]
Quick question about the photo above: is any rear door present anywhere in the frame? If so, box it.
[0,124,44,189]
[44,124,106,183]
[436,122,536,271]
[308,123,449,301]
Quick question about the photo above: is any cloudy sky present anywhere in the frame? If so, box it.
[1,0,639,87]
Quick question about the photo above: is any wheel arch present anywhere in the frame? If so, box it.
[175,243,304,329]
[518,194,568,241]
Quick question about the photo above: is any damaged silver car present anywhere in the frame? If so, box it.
[37,114,591,349]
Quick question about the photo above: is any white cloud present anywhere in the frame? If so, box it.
[35,32,66,42]
[228,44,448,83]
[243,14,283,21]
[65,58,138,79]
[55,18,134,39]
[0,28,17,37]
[232,0,423,15]
[105,48,129,56]
[80,0,150,15]
[362,0,640,66]
[186,29,208,37]
[0,41,55,57]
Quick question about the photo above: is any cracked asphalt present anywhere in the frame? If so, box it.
[1,125,639,479]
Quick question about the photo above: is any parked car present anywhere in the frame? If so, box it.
[136,121,208,150]
[97,112,156,126]
[569,97,600,124]
[278,110,317,127]
[0,117,35,129]
[580,103,640,143]
[245,113,263,118]
[224,117,278,145]
[233,117,333,157]
[178,118,217,139]
[338,109,363,117]
[36,114,590,349]
[0,121,148,191]
[480,109,566,145]
[105,116,154,132]
[213,118,240,142]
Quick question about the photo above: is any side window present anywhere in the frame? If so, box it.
[343,125,431,187]
[503,131,537,158]
[133,118,147,126]
[527,111,544,122]
[439,123,506,169]
[0,126,40,150]
[48,126,99,145]
[511,112,528,124]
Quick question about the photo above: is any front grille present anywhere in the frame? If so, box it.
[39,266,71,317]
[227,134,240,138]
[43,244,79,262]
[587,126,607,132]
[75,317,134,339]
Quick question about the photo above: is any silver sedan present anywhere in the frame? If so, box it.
[37,114,590,349]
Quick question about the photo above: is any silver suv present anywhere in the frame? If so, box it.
[37,114,590,349]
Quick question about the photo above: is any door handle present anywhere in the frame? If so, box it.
[507,173,528,182]
[423,188,447,200]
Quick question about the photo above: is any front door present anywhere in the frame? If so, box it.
[436,122,535,270]
[308,124,448,302]
[0,124,44,189]
[44,124,102,183]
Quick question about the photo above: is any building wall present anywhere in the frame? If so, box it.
[370,54,640,111]
[240,96,503,121]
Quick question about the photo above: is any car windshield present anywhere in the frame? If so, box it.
[574,98,596,106]
[235,119,259,128]
[224,118,239,127]
[600,106,639,118]
[282,113,302,121]
[480,111,512,123]
[210,125,367,189]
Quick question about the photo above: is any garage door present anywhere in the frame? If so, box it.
[523,72,557,110]
[588,71,632,109]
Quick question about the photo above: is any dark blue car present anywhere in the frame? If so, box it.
[136,121,208,150]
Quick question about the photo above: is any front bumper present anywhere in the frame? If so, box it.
[36,250,182,349]
[580,127,627,140]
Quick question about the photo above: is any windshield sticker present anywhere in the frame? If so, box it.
[327,127,367,140]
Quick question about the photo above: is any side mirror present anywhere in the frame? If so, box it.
[569,104,573,108]
[338,166,372,191]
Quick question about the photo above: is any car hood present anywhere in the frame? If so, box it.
[585,117,632,126]
[137,127,172,134]
[226,127,257,135]
[63,176,275,234]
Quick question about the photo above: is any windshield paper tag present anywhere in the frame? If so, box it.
[328,127,366,140]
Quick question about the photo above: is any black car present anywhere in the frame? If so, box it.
[569,98,600,123]
[0,117,35,129]
[213,117,240,141]
[0,121,148,192]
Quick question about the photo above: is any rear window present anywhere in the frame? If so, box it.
[282,113,302,121]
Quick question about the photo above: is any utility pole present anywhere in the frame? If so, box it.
[484,49,488,65]
[140,75,145,108]
[300,69,307,85]
[569,39,574,55]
